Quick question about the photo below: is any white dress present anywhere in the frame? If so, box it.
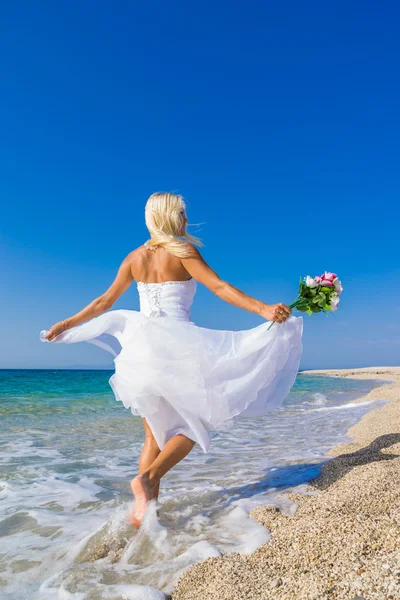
[40,278,303,452]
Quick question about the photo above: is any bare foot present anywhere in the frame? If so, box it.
[129,475,152,529]
[129,513,142,529]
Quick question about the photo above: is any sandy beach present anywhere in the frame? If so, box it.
[171,367,400,600]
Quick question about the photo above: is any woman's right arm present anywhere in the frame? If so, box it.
[181,247,291,324]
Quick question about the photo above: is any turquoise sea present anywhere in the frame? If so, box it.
[0,369,385,599]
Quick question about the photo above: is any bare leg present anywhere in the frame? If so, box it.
[139,419,161,500]
[130,433,195,528]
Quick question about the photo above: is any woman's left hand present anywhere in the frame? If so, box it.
[44,320,69,341]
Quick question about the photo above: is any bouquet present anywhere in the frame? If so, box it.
[268,271,343,330]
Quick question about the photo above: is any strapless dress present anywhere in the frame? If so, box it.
[40,278,303,452]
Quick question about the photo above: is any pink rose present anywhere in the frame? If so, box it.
[322,272,337,282]
[321,279,333,287]
[314,276,322,283]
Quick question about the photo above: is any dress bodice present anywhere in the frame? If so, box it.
[137,278,196,321]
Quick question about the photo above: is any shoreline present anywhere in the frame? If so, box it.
[171,367,400,600]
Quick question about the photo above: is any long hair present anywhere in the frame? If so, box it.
[144,192,202,258]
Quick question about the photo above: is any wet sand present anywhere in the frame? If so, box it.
[171,367,400,600]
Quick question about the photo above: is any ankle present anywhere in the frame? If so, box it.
[141,469,159,489]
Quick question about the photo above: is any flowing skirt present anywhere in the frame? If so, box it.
[40,312,303,452]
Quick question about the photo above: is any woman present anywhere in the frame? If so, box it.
[41,192,303,528]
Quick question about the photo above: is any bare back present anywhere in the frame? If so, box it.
[44,239,292,342]
[130,245,192,284]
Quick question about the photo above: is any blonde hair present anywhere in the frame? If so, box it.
[144,192,202,258]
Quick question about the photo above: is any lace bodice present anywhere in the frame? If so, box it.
[137,279,196,321]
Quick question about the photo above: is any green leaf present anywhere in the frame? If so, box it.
[306,308,312,316]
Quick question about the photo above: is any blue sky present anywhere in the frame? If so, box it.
[1,1,399,369]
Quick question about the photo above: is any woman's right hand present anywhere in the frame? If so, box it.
[261,303,292,324]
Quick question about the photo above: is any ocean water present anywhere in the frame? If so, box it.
[0,369,385,600]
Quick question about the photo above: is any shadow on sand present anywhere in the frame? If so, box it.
[312,432,400,490]
[224,462,325,507]
[225,433,400,505]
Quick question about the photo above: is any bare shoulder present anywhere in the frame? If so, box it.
[119,246,147,271]
[125,245,149,259]
[180,242,203,260]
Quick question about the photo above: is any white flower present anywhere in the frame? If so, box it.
[330,293,340,311]
[334,279,343,295]
[305,275,318,288]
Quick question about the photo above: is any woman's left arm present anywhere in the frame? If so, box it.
[44,254,134,341]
